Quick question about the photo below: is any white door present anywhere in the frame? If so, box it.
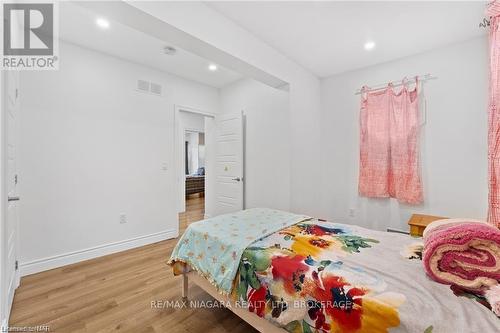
[214,111,244,215]
[2,70,20,319]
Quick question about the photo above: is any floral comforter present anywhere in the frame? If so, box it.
[231,219,498,333]
[169,208,309,294]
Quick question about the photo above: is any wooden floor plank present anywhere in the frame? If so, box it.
[10,196,257,332]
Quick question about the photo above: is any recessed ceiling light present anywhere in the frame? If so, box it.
[364,41,376,51]
[96,18,110,29]
[208,64,218,71]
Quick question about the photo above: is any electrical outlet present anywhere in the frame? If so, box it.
[348,208,356,218]
[119,214,127,224]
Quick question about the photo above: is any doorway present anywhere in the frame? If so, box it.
[175,107,245,234]
[183,130,205,225]
[175,106,214,234]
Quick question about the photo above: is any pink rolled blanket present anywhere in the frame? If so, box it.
[423,219,500,292]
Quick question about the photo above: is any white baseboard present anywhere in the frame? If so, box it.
[20,229,178,277]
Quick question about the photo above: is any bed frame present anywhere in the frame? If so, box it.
[182,271,286,333]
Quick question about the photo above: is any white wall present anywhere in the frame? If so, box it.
[218,79,290,212]
[320,37,489,231]
[18,41,219,273]
[185,132,200,174]
[179,111,205,132]
[198,133,205,169]
[130,2,322,216]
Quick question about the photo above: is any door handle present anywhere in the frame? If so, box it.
[232,177,242,182]
[8,196,20,202]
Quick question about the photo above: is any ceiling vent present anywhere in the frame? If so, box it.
[150,82,162,96]
[137,80,150,93]
[136,80,162,97]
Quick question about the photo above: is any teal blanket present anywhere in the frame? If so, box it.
[168,208,310,295]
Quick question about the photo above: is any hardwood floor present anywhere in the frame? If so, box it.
[9,195,257,333]
[179,194,205,234]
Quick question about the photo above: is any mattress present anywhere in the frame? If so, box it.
[170,210,499,332]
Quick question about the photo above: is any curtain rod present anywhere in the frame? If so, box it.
[355,73,437,95]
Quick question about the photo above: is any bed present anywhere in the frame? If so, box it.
[185,175,204,195]
[169,208,498,333]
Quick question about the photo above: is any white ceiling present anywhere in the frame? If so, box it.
[59,2,242,88]
[207,1,488,78]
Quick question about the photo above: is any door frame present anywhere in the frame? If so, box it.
[174,105,215,234]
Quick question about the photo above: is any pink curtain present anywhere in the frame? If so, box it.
[359,79,423,204]
[487,1,500,227]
